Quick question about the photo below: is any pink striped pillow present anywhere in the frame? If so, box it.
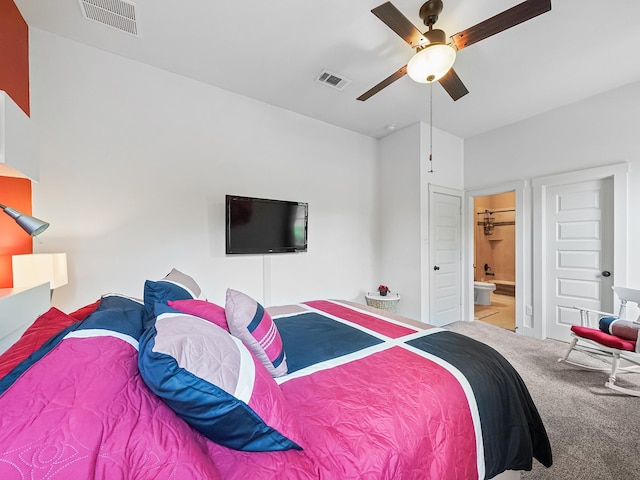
[225,289,288,377]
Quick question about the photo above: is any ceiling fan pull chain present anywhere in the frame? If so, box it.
[428,82,434,173]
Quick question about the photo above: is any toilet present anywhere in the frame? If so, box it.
[474,281,496,305]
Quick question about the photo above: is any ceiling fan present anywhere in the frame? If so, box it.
[357,0,551,102]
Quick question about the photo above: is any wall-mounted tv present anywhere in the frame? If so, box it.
[225,195,308,254]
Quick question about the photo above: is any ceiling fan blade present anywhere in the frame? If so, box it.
[357,66,408,101]
[450,0,551,51]
[372,2,427,48]
[438,68,469,101]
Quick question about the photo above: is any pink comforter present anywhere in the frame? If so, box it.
[0,335,225,479]
[206,346,476,479]
[0,300,550,479]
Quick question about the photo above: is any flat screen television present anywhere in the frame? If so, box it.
[225,195,308,254]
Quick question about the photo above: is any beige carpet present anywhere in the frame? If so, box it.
[445,320,640,480]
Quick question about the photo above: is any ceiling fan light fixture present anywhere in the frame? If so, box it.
[407,43,456,83]
[361,1,552,101]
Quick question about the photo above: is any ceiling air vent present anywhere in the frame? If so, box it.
[315,70,351,91]
[78,0,139,36]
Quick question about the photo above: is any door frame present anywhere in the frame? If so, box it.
[464,180,529,335]
[428,184,463,326]
[532,163,628,340]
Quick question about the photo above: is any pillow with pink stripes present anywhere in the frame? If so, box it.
[225,289,288,377]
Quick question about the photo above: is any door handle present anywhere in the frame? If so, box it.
[433,266,440,271]
[602,271,611,277]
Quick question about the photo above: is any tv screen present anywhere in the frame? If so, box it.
[225,195,308,254]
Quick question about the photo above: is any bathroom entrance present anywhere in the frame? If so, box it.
[473,192,516,331]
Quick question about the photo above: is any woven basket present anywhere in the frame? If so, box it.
[365,294,400,312]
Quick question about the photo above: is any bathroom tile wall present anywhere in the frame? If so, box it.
[474,192,515,283]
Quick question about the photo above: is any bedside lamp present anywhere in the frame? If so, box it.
[0,203,50,237]
[12,253,68,299]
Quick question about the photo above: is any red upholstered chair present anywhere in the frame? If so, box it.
[558,286,640,397]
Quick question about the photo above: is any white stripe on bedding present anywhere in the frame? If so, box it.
[322,299,423,332]
[272,302,423,339]
[64,329,139,350]
[293,304,400,342]
[275,328,447,385]
[231,334,256,403]
[271,303,484,477]
[275,341,395,385]
[402,342,485,480]
[275,319,484,478]
[270,310,311,320]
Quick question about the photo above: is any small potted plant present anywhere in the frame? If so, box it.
[378,284,390,296]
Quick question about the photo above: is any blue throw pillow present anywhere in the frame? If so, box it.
[137,303,303,452]
[143,268,204,323]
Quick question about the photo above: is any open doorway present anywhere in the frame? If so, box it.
[473,192,516,331]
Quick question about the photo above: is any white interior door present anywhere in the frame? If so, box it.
[545,178,614,342]
[429,186,462,326]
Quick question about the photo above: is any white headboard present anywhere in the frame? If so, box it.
[0,282,50,354]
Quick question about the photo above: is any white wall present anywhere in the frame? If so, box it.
[465,80,640,322]
[29,29,379,312]
[0,91,37,181]
[465,81,640,192]
[31,27,638,322]
[419,123,464,323]
[378,124,422,318]
[378,121,464,321]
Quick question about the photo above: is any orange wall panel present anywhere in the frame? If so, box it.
[0,1,33,288]
[0,177,33,287]
[0,0,30,115]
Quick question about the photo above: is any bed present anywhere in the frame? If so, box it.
[0,269,552,479]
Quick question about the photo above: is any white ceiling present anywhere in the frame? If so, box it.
[14,0,640,139]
